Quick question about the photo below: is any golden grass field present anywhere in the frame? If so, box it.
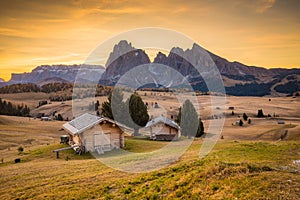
[0,93,300,199]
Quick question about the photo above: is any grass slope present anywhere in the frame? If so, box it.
[0,139,299,199]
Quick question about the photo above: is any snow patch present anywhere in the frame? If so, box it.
[238,70,246,75]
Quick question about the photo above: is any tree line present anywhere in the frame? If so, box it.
[0,83,112,96]
[0,98,30,117]
[0,83,72,94]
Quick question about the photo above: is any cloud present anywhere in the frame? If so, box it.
[229,0,276,14]
[0,0,299,78]
[255,0,276,13]
[31,52,82,62]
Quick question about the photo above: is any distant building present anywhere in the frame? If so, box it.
[41,116,52,121]
[228,106,235,110]
[63,113,130,154]
[277,120,285,124]
[145,116,180,141]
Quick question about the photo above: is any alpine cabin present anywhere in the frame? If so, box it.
[63,113,129,154]
[145,116,180,141]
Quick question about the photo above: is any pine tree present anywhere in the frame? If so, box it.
[95,100,100,111]
[111,88,127,124]
[101,94,113,119]
[195,118,204,137]
[243,113,248,121]
[176,107,181,124]
[257,109,265,118]
[180,100,199,138]
[57,114,64,121]
[101,88,125,121]
[239,119,244,126]
[128,94,149,136]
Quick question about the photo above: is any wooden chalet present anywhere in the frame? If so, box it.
[145,116,180,141]
[63,113,129,154]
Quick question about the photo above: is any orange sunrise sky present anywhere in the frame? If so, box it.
[0,0,299,81]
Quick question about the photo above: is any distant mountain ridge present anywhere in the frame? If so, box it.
[1,40,299,96]
[0,78,5,89]
[6,64,105,86]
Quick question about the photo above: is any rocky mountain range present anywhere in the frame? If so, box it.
[1,40,299,96]
[3,64,105,86]
[100,40,300,96]
[0,78,6,88]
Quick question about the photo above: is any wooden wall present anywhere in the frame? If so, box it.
[74,122,125,152]
[150,122,178,136]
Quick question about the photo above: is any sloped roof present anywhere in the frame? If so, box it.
[145,116,180,130]
[63,113,132,135]
[99,117,133,132]
[63,113,101,135]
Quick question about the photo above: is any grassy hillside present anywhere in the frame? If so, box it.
[0,92,299,200]
[0,115,64,161]
[0,138,299,199]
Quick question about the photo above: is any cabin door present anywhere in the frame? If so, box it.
[94,133,111,153]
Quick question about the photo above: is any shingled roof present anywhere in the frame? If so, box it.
[63,113,131,135]
[145,116,180,130]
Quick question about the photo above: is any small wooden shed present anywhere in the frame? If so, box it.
[145,116,180,141]
[63,113,129,154]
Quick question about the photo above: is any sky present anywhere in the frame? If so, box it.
[0,0,299,81]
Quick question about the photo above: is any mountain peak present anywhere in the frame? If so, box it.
[105,40,135,67]
[170,47,185,55]
[0,78,5,83]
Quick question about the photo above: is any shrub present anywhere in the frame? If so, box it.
[248,118,251,124]
[257,109,265,118]
[38,100,48,107]
[124,187,132,194]
[212,184,220,191]
[18,146,24,153]
[195,118,204,137]
[243,113,248,121]
[57,114,64,121]
[239,119,244,126]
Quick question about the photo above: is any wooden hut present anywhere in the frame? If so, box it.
[63,113,129,154]
[145,116,180,141]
